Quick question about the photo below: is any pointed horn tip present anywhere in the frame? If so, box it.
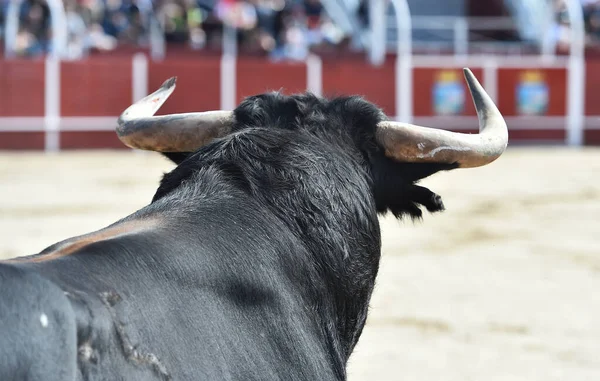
[160,76,177,90]
[462,68,480,88]
[462,68,477,79]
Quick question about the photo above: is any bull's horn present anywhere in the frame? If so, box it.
[375,68,508,168]
[116,77,234,152]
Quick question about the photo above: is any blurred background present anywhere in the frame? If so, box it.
[1,1,599,380]
[1,0,600,147]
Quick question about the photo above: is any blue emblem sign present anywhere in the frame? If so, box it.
[432,70,465,116]
[516,70,548,116]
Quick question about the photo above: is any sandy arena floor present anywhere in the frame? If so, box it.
[0,147,599,380]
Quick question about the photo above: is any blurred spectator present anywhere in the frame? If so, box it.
[588,6,600,42]
[0,0,357,60]
[13,0,50,57]
[551,0,600,50]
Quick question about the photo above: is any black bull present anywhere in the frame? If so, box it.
[0,71,506,380]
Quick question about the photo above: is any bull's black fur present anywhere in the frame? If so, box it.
[159,92,455,218]
[1,92,456,380]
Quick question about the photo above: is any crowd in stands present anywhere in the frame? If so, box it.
[552,0,600,50]
[0,0,368,60]
[9,0,600,60]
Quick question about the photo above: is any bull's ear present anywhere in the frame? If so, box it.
[161,152,192,165]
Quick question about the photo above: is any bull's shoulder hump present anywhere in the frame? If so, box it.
[6,218,161,264]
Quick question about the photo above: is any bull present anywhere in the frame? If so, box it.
[0,68,507,380]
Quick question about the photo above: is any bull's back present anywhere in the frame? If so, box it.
[7,201,342,380]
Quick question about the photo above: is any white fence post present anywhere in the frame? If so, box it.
[306,54,323,97]
[46,0,68,58]
[368,0,386,66]
[453,18,469,58]
[132,53,149,103]
[391,0,413,123]
[565,0,586,146]
[483,59,498,103]
[44,57,61,152]
[3,0,23,59]
[220,25,237,110]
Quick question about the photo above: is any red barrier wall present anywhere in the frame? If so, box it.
[0,132,45,150]
[2,56,600,149]
[61,58,133,116]
[322,58,396,115]
[412,67,483,117]
[149,58,221,113]
[496,68,567,116]
[0,60,45,117]
[237,59,307,103]
[585,130,600,144]
[60,131,124,149]
[585,61,600,115]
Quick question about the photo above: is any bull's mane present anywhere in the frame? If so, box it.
[155,92,454,220]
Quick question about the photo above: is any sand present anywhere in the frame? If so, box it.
[1,147,599,380]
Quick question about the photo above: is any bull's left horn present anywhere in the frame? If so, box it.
[116,77,234,152]
[375,68,508,168]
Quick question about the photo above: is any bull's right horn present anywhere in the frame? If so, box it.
[375,68,508,168]
[116,77,234,152]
